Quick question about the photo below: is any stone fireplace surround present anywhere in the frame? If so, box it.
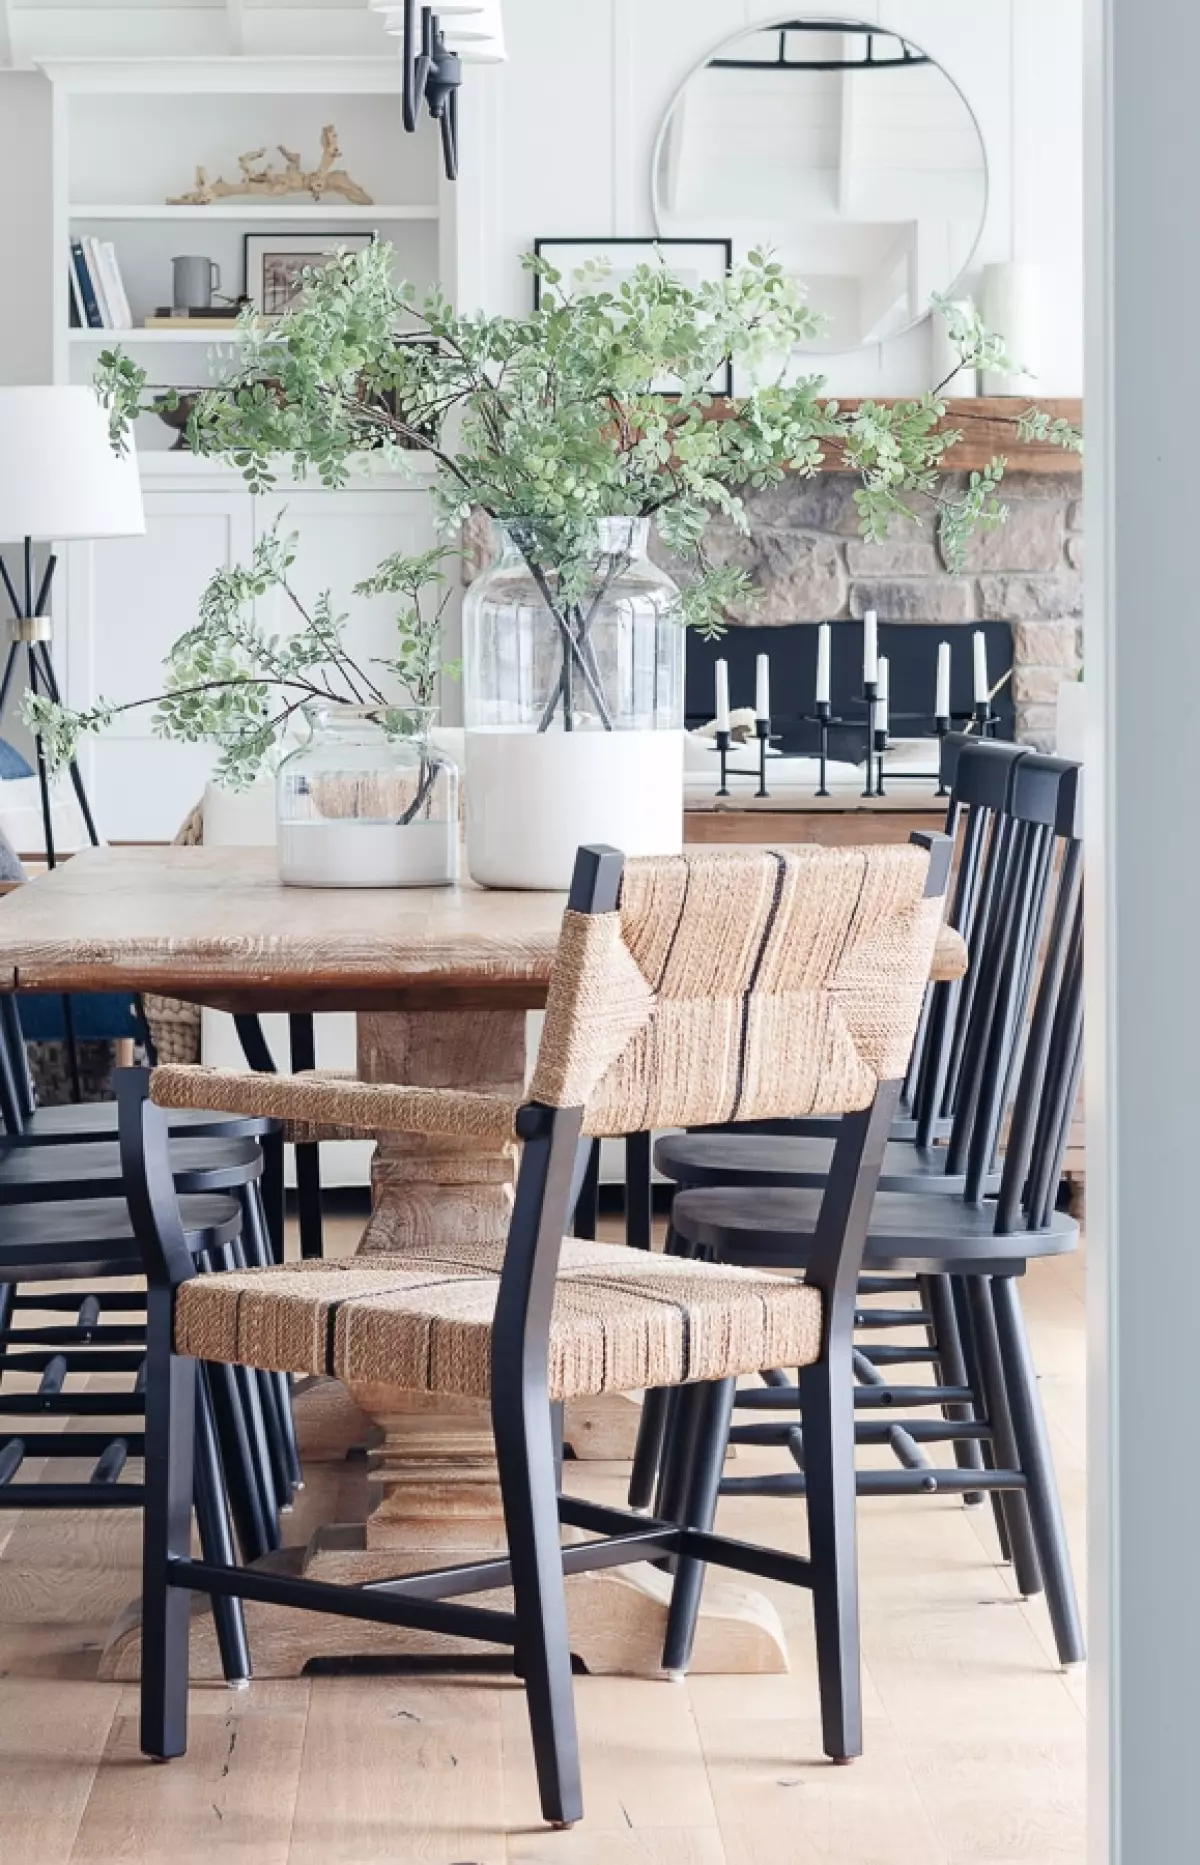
[681,467,1082,752]
[661,396,1084,754]
[464,400,1083,753]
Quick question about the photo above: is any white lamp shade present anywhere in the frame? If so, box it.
[441,0,501,38]
[0,388,145,541]
[442,28,506,61]
[369,0,483,12]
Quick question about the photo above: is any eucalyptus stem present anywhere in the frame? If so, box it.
[525,558,615,731]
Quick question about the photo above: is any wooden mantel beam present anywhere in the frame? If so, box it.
[711,395,1084,476]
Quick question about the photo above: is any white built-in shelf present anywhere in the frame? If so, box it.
[69,328,249,345]
[69,204,437,223]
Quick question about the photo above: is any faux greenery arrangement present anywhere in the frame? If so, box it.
[27,520,455,791]
[37,241,1081,759]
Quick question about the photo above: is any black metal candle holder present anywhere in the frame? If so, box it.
[860,682,880,797]
[754,716,774,797]
[804,699,840,797]
[709,722,780,798]
[714,727,732,796]
[973,701,998,739]
[873,726,889,797]
[934,714,952,794]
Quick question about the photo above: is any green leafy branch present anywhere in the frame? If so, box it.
[25,517,454,789]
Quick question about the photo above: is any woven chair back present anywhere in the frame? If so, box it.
[529,845,945,1138]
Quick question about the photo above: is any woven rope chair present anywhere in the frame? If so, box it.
[120,834,952,1831]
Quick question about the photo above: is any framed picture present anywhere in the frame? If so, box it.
[243,231,376,318]
[532,237,735,396]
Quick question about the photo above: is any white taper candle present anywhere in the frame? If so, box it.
[755,653,770,721]
[714,658,730,733]
[936,640,951,720]
[973,631,989,707]
[862,609,878,685]
[876,655,889,734]
[815,623,831,706]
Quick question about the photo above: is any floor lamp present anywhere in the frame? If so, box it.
[0,387,145,1099]
[0,386,145,868]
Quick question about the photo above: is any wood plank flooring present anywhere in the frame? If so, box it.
[0,1208,1086,1864]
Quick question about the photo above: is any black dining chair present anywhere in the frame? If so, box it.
[630,738,1049,1515]
[660,760,1086,1671]
[0,994,300,1557]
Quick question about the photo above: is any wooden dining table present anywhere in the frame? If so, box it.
[0,845,791,1679]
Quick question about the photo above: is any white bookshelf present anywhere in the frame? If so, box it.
[45,57,455,448]
[68,203,439,223]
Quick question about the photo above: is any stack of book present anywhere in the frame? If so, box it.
[69,237,133,330]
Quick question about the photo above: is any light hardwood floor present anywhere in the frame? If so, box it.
[0,1209,1086,1865]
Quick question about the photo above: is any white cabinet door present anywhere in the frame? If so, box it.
[61,489,254,842]
[252,484,442,693]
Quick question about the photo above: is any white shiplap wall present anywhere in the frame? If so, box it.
[458,0,1084,395]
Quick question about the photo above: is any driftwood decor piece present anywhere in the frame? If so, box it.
[168,125,373,208]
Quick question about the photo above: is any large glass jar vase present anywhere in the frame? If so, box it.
[276,704,458,888]
[461,517,685,888]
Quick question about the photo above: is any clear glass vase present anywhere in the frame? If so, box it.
[461,517,685,889]
[276,704,458,889]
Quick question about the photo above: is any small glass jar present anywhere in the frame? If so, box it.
[276,704,458,889]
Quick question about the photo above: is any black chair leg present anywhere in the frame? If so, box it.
[294,1141,324,1261]
[493,1388,582,1828]
[628,1223,686,1510]
[990,1275,1085,1666]
[141,1300,196,1762]
[193,1368,251,1687]
[924,1273,987,1506]
[625,1131,653,1251]
[204,1351,273,1564]
[955,1275,1014,1563]
[662,1377,737,1674]
[800,1350,863,1764]
[243,1186,303,1494]
[573,1140,601,1241]
[629,1386,670,1511]
[260,1128,286,1264]
[966,1277,1042,1598]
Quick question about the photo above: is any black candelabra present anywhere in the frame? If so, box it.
[711,721,779,797]
[803,699,840,797]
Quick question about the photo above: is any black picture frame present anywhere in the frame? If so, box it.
[242,230,377,318]
[532,237,735,397]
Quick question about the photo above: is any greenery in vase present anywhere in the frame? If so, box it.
[26,520,456,801]
[78,244,1080,739]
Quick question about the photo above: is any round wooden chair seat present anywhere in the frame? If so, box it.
[654,1129,976,1196]
[172,1238,825,1404]
[671,1184,1079,1279]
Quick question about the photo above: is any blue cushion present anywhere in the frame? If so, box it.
[0,737,34,781]
[15,993,142,1043]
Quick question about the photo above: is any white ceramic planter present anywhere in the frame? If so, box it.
[465,728,685,890]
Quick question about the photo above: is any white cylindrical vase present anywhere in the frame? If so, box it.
[465,728,684,890]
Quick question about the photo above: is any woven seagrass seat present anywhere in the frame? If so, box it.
[173,1237,823,1403]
